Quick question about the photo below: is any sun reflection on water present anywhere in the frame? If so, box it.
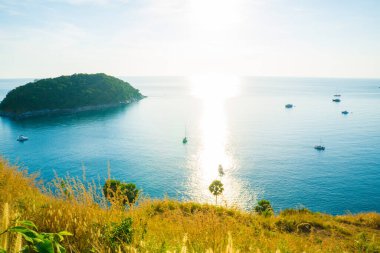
[187,75,256,208]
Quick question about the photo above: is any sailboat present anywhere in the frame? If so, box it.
[182,126,188,144]
[314,139,325,151]
[218,164,225,176]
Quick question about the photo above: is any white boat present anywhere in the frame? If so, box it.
[17,135,28,142]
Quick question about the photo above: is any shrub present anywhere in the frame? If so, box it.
[254,199,273,217]
[107,218,133,248]
[275,219,297,233]
[0,219,71,253]
[103,179,139,207]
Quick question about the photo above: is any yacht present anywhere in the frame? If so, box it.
[218,165,225,176]
[332,98,341,102]
[182,126,188,144]
[17,135,29,142]
[314,145,325,151]
[341,110,349,115]
[285,104,293,108]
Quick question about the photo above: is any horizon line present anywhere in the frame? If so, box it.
[0,74,380,80]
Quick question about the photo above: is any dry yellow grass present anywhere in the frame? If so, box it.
[0,158,379,252]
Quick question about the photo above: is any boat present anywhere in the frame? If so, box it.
[182,126,188,144]
[17,135,28,142]
[332,98,341,102]
[285,104,293,108]
[334,94,341,97]
[314,138,325,151]
[314,145,325,151]
[218,165,225,176]
[341,110,349,115]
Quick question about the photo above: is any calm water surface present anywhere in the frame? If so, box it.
[1,76,379,214]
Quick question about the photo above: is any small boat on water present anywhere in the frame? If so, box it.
[314,145,325,151]
[182,126,188,144]
[341,110,349,115]
[285,104,293,108]
[218,164,225,176]
[314,138,325,151]
[334,94,341,97]
[17,135,28,142]
[332,98,341,102]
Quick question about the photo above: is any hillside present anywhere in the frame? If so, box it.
[0,158,379,252]
[0,73,144,119]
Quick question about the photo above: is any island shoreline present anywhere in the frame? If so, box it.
[0,96,146,120]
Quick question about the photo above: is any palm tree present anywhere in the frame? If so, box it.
[208,180,224,205]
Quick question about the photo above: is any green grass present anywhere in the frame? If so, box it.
[1,158,379,252]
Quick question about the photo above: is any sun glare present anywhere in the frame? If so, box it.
[187,75,250,206]
[187,0,242,31]
[190,74,239,100]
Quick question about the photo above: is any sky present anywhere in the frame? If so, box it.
[0,0,379,78]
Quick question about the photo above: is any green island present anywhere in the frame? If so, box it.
[0,158,379,252]
[0,73,145,119]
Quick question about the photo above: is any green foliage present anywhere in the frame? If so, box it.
[275,219,297,233]
[355,232,380,252]
[280,207,311,216]
[100,218,133,249]
[0,73,144,114]
[254,199,274,217]
[103,179,140,207]
[208,180,224,204]
[109,218,133,247]
[0,220,72,253]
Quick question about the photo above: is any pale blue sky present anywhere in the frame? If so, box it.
[0,0,379,78]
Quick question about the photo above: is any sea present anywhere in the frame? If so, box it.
[0,76,379,214]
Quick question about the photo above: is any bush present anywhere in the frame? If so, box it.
[100,218,134,249]
[254,199,273,217]
[0,219,71,253]
[103,179,139,207]
[275,219,297,233]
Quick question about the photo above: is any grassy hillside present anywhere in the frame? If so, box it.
[0,73,144,115]
[0,158,379,252]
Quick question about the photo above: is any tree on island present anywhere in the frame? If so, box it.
[103,179,139,208]
[209,180,224,205]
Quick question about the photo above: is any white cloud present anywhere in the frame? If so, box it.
[0,0,379,78]
[56,0,129,5]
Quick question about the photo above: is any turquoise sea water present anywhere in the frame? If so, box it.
[0,76,379,214]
